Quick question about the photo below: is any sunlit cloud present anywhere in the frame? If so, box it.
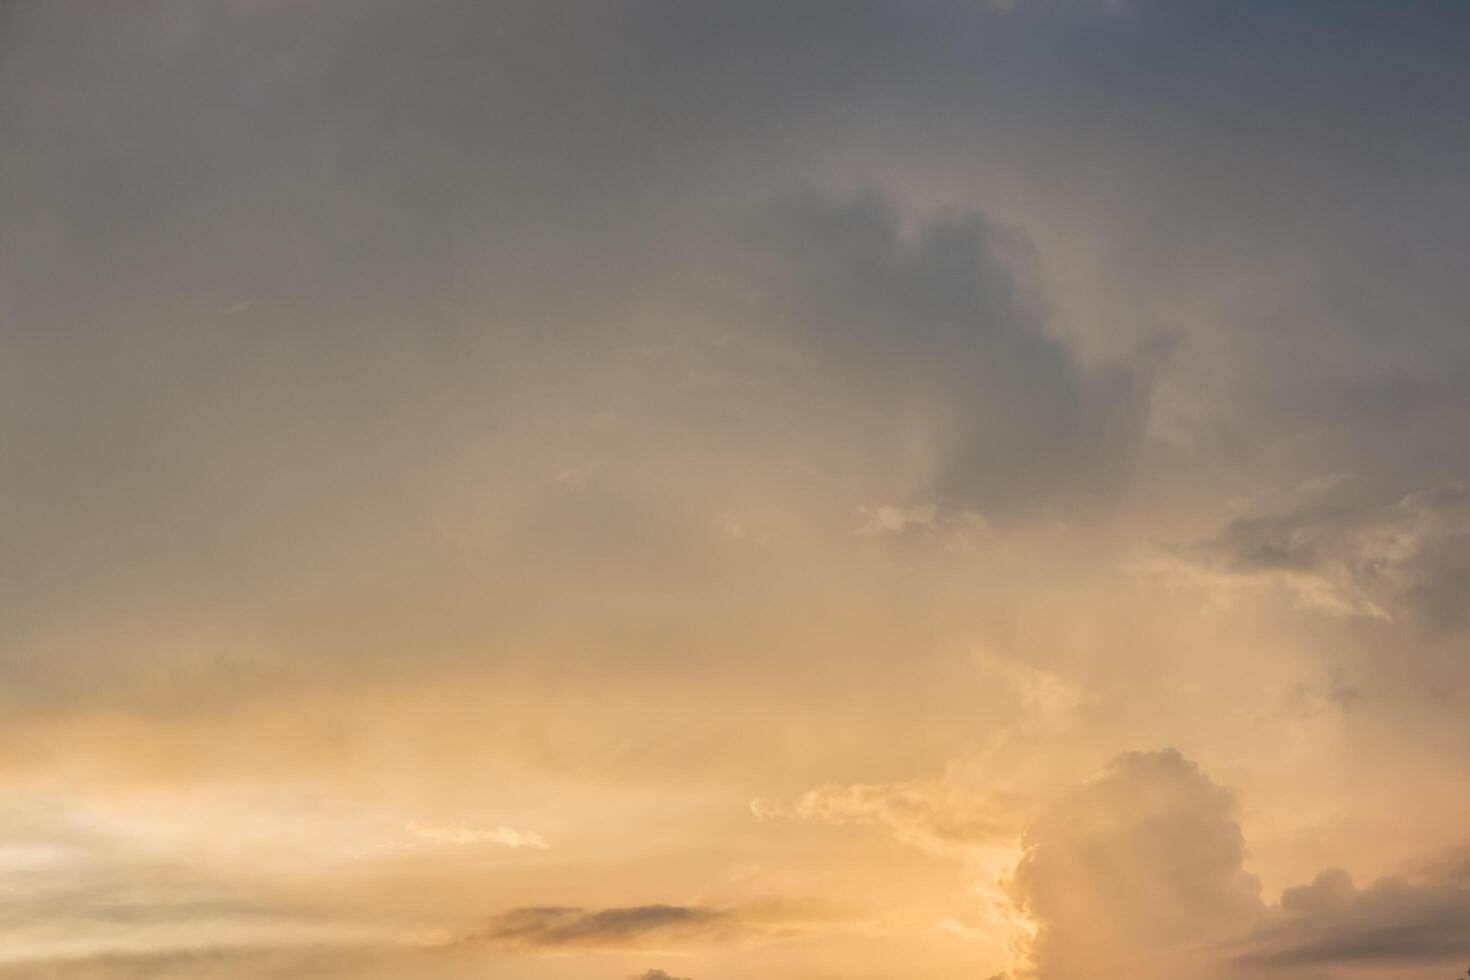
[404,821,548,850]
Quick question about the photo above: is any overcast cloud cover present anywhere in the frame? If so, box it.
[2,2,1469,978]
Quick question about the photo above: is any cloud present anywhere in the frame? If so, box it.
[855,502,991,553]
[856,503,939,535]
[1283,668,1361,720]
[777,748,1470,979]
[466,905,733,953]
[990,750,1470,979]
[1224,868,1470,976]
[628,970,692,980]
[462,900,841,954]
[1146,480,1470,631]
[0,944,433,980]
[1404,844,1470,887]
[2,0,1469,725]
[754,665,1094,864]
[0,801,396,976]
[731,191,1167,517]
[0,6,1467,980]
[753,778,1027,857]
[0,0,1164,712]
[404,821,547,849]
[1000,749,1265,979]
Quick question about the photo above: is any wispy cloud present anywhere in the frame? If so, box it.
[462,900,848,954]
[752,779,1026,857]
[404,821,547,849]
[1139,481,1470,629]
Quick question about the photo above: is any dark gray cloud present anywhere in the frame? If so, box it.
[1225,867,1470,976]
[1170,480,1470,633]
[0,0,1174,712]
[724,191,1166,515]
[465,899,843,953]
[628,970,693,980]
[469,904,735,951]
[868,2,1470,494]
[3,0,1468,547]
[5,0,1470,713]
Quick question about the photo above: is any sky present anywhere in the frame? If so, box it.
[2,2,1470,978]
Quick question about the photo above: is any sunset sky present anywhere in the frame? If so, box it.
[3,2,1470,978]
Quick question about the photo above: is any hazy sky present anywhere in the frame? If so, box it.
[3,2,1470,978]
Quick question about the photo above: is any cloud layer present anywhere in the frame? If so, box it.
[4,3,1470,980]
